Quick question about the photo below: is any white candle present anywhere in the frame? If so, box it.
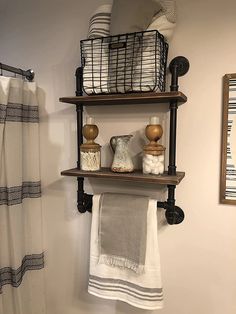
[149,116,160,125]
[86,117,94,125]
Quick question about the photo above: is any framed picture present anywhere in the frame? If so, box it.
[220,73,236,204]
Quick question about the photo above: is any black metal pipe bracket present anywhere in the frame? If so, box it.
[77,190,93,213]
[157,201,185,225]
[160,56,189,224]
[74,56,190,224]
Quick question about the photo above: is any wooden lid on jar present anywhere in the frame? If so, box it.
[143,143,165,156]
[81,122,101,151]
[80,142,101,151]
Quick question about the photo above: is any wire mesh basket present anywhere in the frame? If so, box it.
[80,30,168,95]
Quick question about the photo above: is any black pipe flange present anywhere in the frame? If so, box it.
[78,193,93,213]
[78,204,86,213]
[165,206,185,225]
[169,56,190,77]
[84,193,93,213]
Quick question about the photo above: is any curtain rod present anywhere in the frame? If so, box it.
[0,62,34,81]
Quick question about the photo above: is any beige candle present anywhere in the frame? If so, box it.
[86,116,95,125]
[149,116,160,125]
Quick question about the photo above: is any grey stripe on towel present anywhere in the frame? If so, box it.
[88,12,111,38]
[0,253,44,293]
[89,275,163,301]
[0,181,41,206]
[0,103,39,123]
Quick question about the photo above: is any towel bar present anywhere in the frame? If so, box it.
[80,192,184,225]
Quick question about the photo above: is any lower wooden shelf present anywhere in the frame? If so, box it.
[61,167,185,185]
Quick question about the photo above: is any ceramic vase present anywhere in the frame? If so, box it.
[110,135,134,173]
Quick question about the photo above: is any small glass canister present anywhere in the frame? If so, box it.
[80,117,101,171]
[142,116,165,175]
[143,145,165,175]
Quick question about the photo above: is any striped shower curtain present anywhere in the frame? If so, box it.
[0,76,46,314]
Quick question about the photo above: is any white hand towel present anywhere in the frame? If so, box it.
[88,194,163,310]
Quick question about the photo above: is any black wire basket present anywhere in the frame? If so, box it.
[80,30,168,95]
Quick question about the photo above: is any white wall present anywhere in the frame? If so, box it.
[1,0,236,313]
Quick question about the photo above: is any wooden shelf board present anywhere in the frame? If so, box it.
[61,167,185,185]
[59,91,187,106]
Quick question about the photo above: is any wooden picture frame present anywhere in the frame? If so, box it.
[220,74,236,204]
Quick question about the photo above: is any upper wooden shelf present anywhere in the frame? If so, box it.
[61,167,185,185]
[59,91,187,106]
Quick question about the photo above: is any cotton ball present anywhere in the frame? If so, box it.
[150,156,157,163]
[143,160,153,168]
[149,160,155,168]
[151,168,160,175]
[158,155,164,162]
[155,161,162,168]
[143,155,153,165]
[152,156,159,162]
[158,163,164,174]
[145,154,153,160]
[143,164,151,174]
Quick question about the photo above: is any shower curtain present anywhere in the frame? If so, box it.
[0,76,46,314]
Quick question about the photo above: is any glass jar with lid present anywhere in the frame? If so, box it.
[142,116,165,175]
[80,117,101,171]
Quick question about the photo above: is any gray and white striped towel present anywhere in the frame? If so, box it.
[88,4,112,39]
[84,4,113,94]
[88,194,163,310]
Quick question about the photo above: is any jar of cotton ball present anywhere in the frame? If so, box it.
[80,117,101,171]
[143,116,165,175]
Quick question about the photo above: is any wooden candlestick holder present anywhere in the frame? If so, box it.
[80,123,101,171]
[81,124,100,151]
[143,124,165,156]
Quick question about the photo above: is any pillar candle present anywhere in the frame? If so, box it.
[149,116,160,125]
[86,117,94,125]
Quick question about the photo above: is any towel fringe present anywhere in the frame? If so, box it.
[99,254,145,274]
